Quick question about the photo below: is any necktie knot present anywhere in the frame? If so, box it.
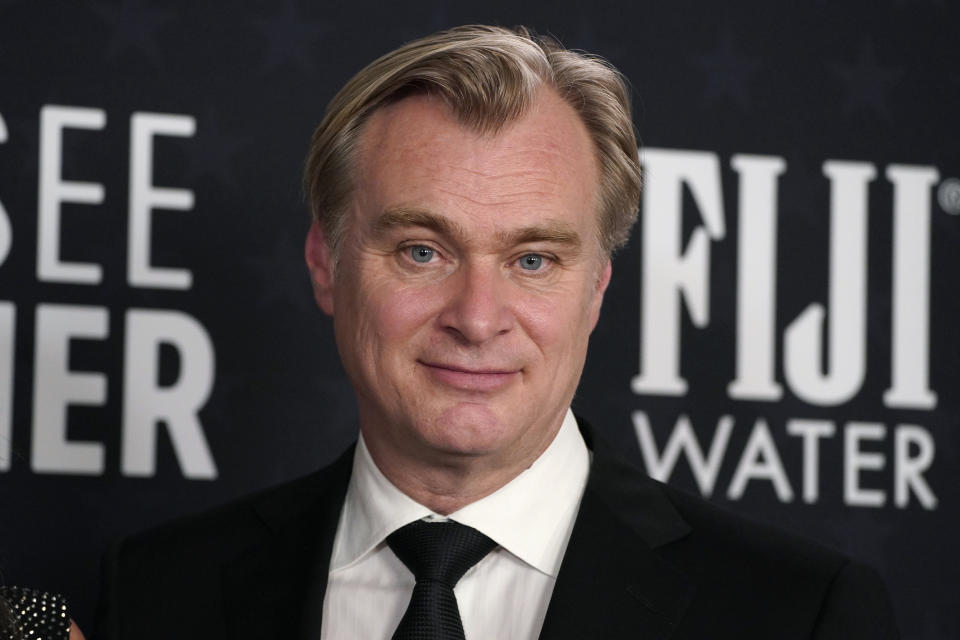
[387,520,497,587]
[386,520,497,639]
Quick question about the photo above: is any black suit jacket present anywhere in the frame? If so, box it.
[95,422,899,639]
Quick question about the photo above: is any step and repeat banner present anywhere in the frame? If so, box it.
[1,0,957,636]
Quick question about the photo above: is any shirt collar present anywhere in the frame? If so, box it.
[330,409,590,577]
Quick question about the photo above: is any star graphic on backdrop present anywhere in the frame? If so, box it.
[199,373,251,434]
[303,371,358,426]
[692,26,761,109]
[7,115,40,178]
[9,112,92,179]
[828,40,904,122]
[0,0,22,14]
[569,21,625,64]
[892,0,946,8]
[918,612,960,640]
[571,21,601,50]
[781,158,831,224]
[399,2,450,44]
[89,0,176,67]
[815,510,900,574]
[183,107,251,192]
[253,0,330,74]
[245,230,315,312]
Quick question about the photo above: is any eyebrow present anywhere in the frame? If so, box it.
[372,207,464,238]
[500,225,582,251]
[373,206,584,253]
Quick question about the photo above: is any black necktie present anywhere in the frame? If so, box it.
[386,520,498,640]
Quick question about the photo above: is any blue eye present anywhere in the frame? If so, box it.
[519,254,544,270]
[409,246,434,263]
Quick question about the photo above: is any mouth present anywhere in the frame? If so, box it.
[418,361,520,392]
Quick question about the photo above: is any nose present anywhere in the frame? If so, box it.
[438,263,514,344]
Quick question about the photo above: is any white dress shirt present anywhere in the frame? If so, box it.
[320,410,590,640]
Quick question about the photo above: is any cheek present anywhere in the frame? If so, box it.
[513,299,592,411]
[335,283,436,392]
[359,281,445,345]
[516,292,592,355]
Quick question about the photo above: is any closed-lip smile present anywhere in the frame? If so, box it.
[419,361,520,392]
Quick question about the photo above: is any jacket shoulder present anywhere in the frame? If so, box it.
[661,483,847,575]
[95,446,354,640]
[578,418,897,639]
[655,483,898,639]
[120,449,351,561]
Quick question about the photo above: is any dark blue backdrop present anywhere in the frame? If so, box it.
[0,1,957,637]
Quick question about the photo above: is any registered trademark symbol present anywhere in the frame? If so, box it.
[938,177,960,215]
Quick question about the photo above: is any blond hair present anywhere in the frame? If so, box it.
[304,25,641,259]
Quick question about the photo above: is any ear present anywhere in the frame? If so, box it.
[305,221,335,316]
[588,259,612,332]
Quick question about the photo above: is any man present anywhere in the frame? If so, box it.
[96,25,899,639]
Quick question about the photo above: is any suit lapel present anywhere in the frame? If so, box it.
[221,446,354,640]
[539,422,695,640]
[215,422,692,639]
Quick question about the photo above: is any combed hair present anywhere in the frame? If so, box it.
[304,25,641,259]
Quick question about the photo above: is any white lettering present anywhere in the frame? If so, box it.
[727,418,793,502]
[786,419,836,503]
[0,112,11,268]
[894,424,937,509]
[844,422,886,507]
[37,105,106,284]
[632,411,733,497]
[784,161,875,405]
[728,154,786,401]
[0,303,13,471]
[121,309,216,478]
[884,165,939,409]
[31,304,107,474]
[632,148,725,395]
[128,113,196,289]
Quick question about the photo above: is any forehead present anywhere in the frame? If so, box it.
[352,91,600,236]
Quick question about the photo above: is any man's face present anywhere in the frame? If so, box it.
[307,90,610,476]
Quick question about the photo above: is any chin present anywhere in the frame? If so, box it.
[422,402,515,456]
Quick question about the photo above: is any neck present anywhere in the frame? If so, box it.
[361,422,563,515]
[383,465,516,515]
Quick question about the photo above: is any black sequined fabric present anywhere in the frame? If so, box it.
[387,520,497,640]
[0,587,71,640]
